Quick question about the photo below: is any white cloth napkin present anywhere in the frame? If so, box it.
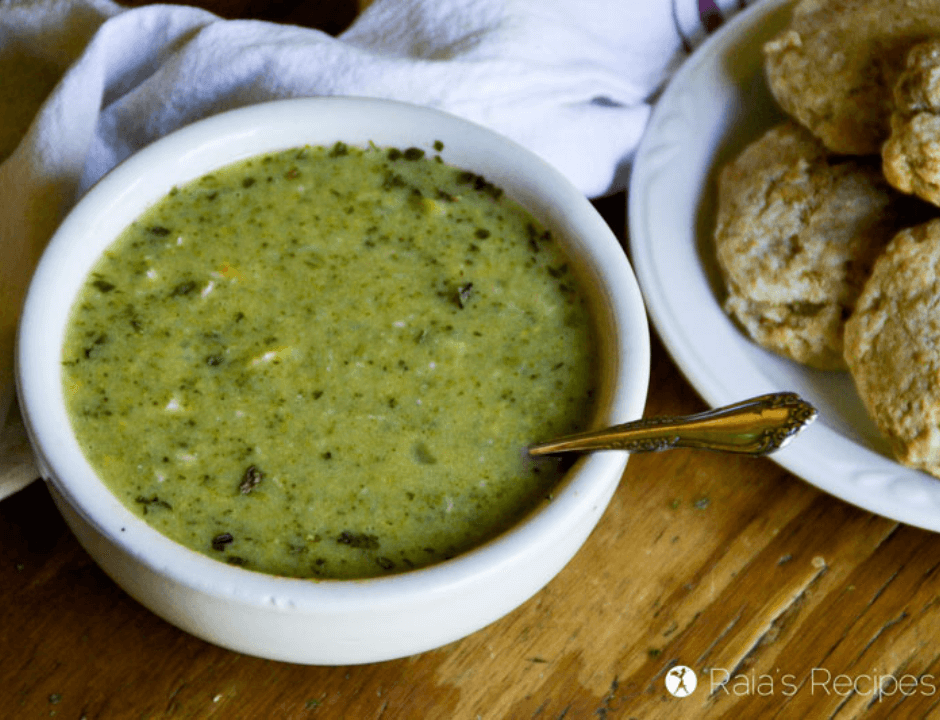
[0,0,756,500]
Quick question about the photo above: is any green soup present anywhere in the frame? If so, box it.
[62,142,597,579]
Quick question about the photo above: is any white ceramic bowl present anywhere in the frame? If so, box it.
[16,97,650,665]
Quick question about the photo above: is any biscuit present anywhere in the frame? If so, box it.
[882,39,940,206]
[844,219,940,478]
[715,121,907,369]
[763,0,940,155]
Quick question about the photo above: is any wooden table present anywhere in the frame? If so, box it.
[4,2,940,718]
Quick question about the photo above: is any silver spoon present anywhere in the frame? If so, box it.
[528,392,817,457]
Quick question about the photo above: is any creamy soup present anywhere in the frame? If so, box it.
[62,142,597,579]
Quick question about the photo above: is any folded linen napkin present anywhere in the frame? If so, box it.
[0,0,756,500]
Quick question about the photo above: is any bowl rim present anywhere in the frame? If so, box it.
[16,96,650,611]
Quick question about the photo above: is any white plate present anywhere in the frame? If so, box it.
[628,0,940,531]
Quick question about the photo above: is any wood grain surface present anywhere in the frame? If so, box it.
[4,2,940,719]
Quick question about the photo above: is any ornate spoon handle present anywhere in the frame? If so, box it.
[528,392,817,457]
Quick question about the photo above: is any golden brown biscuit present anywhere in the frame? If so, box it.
[844,219,940,478]
[883,39,940,205]
[763,0,940,155]
[715,121,908,369]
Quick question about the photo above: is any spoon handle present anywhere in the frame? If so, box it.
[528,392,817,457]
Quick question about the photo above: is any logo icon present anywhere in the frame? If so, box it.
[665,665,698,698]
